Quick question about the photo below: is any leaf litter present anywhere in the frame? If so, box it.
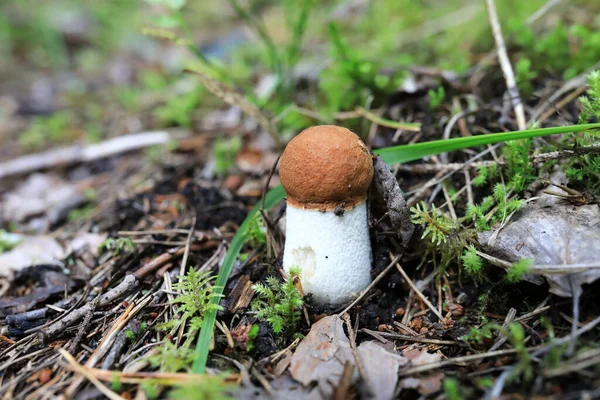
[1,1,600,400]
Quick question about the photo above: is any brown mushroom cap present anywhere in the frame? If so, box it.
[279,125,374,211]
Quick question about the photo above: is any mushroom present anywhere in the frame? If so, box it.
[279,125,374,305]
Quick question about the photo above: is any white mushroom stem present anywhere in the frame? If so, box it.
[283,202,372,305]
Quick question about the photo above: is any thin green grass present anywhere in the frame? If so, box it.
[191,122,600,373]
[191,185,285,373]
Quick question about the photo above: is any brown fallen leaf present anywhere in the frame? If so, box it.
[290,315,407,400]
[290,315,355,388]
[399,349,443,396]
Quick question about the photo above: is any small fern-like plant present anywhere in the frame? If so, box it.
[148,340,196,373]
[411,202,456,245]
[168,374,236,400]
[411,202,475,271]
[157,269,223,340]
[466,183,526,231]
[251,266,303,342]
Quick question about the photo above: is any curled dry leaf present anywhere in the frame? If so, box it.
[479,200,600,297]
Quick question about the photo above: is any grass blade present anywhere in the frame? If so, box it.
[192,185,285,373]
[192,122,600,372]
[374,123,600,164]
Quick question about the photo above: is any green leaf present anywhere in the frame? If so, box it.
[191,185,285,373]
[145,0,187,11]
[374,123,600,164]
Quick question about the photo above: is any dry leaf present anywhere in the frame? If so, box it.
[479,200,600,297]
[290,315,407,399]
[0,236,65,279]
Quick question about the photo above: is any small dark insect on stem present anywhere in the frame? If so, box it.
[334,202,346,216]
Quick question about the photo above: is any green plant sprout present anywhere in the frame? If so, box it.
[443,377,464,400]
[168,374,236,400]
[428,86,445,111]
[157,269,222,340]
[506,258,532,283]
[0,230,21,254]
[461,245,484,280]
[466,183,526,231]
[213,136,242,176]
[251,266,303,340]
[411,202,456,245]
[99,237,135,255]
[148,340,196,373]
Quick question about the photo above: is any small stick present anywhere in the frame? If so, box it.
[489,307,517,352]
[394,257,444,321]
[39,248,185,340]
[339,255,400,315]
[58,349,124,400]
[363,329,455,345]
[0,131,173,180]
[532,144,600,163]
[179,217,197,279]
[485,0,526,130]
[396,160,499,174]
[68,296,99,354]
[342,313,373,396]
[260,155,283,258]
[401,347,535,376]
[333,362,355,400]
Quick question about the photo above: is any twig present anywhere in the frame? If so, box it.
[486,314,600,398]
[362,329,455,345]
[396,161,499,174]
[179,217,197,278]
[394,256,444,321]
[529,61,600,124]
[58,349,124,400]
[489,308,517,352]
[532,144,600,163]
[485,0,526,130]
[544,348,600,377]
[65,300,143,397]
[0,131,174,180]
[260,155,283,258]
[526,0,562,24]
[39,248,185,340]
[342,313,373,396]
[477,251,600,274]
[400,347,537,376]
[68,296,99,354]
[339,255,400,315]
[333,362,355,400]
[185,67,280,148]
[353,107,420,132]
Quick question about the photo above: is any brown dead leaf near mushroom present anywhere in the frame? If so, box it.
[289,315,407,400]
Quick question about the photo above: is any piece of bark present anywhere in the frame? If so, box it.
[226,275,255,313]
[372,156,414,247]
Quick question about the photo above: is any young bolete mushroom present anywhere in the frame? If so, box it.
[279,125,374,305]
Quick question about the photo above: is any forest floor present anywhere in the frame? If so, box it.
[1,1,600,399]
